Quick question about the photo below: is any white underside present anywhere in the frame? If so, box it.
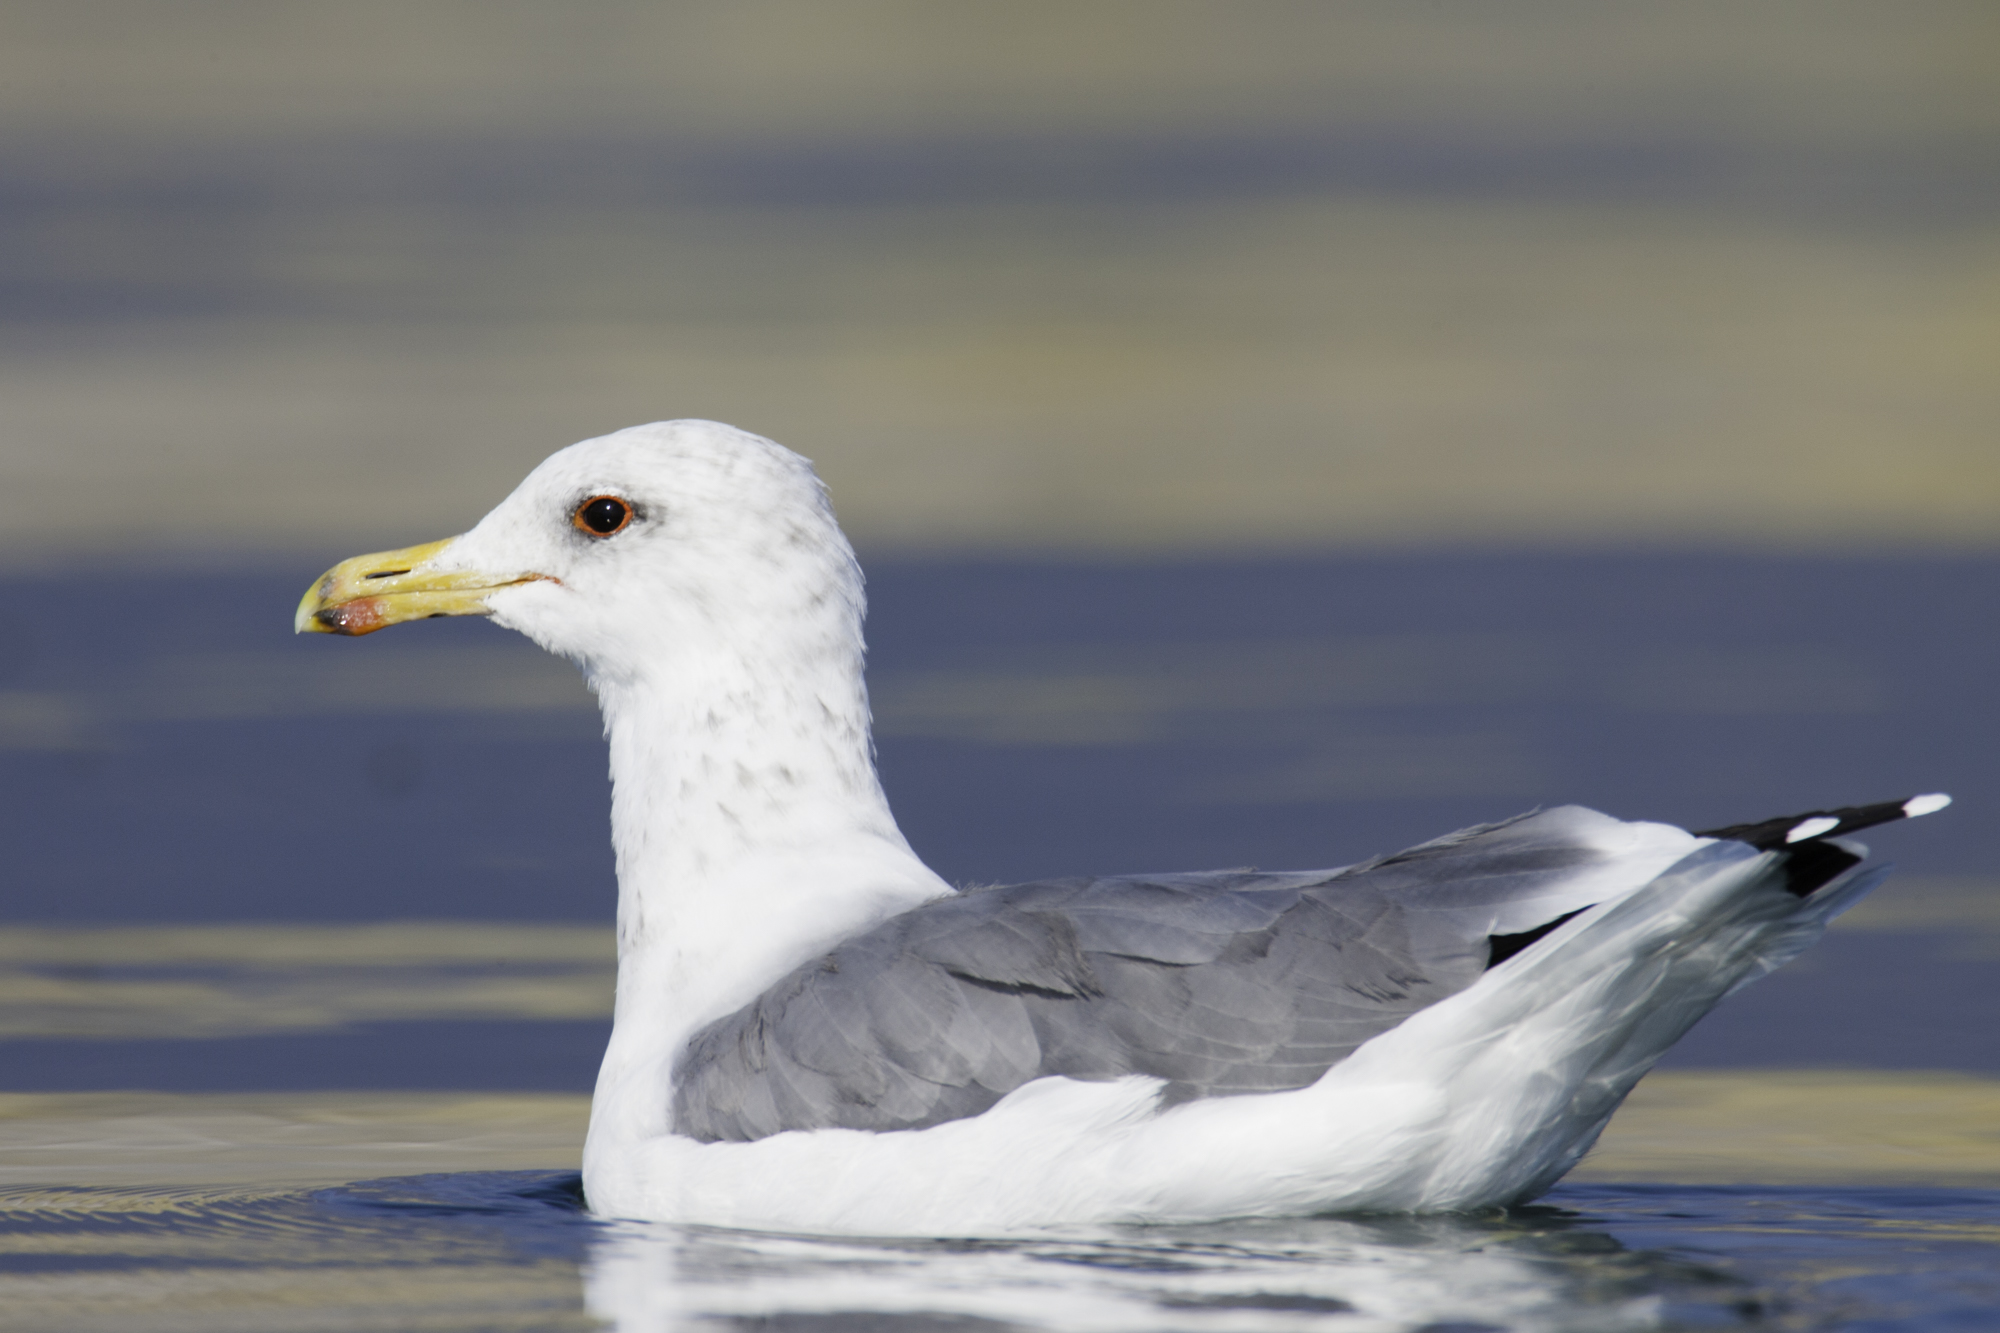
[370,424,1905,1237]
[582,838,1879,1235]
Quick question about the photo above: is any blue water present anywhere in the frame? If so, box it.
[6,1172,1998,1331]
[0,554,1995,1329]
[5,552,1992,923]
[0,553,1991,1085]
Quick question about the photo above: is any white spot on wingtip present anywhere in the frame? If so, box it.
[1904,793,1952,818]
[1786,816,1841,843]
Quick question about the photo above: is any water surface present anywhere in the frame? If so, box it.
[7,1170,2000,1332]
[1,553,1995,1329]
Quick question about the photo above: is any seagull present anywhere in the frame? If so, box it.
[295,420,1948,1235]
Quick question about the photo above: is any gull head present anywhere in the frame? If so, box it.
[294,420,863,685]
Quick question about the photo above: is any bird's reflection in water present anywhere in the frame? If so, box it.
[14,1169,2000,1329]
[583,1206,1722,1331]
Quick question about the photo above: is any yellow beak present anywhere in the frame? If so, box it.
[294,537,551,636]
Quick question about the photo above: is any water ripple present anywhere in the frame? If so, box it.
[9,1172,1999,1330]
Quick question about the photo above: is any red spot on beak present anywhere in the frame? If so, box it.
[315,598,390,635]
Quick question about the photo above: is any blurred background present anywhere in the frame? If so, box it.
[0,1,1995,1089]
[0,0,1992,559]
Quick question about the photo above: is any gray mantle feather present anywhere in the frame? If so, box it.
[671,807,1625,1142]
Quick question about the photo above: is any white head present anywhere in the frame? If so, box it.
[296,420,867,696]
[300,421,947,1127]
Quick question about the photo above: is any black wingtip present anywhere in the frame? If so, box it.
[1693,793,1950,899]
[1694,793,1950,851]
[1486,907,1588,970]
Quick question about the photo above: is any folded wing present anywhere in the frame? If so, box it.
[671,805,1701,1141]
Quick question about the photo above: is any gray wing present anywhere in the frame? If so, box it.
[671,806,1630,1142]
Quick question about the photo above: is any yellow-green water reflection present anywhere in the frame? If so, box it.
[0,2,1993,564]
[8,1071,2000,1196]
[2,887,1992,1043]
[0,1094,586,1189]
[0,925,611,1040]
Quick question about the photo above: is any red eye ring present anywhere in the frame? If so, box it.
[574,495,633,537]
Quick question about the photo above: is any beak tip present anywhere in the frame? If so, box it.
[294,584,330,634]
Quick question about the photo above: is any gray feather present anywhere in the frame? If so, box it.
[671,806,1630,1142]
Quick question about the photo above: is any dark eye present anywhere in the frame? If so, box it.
[574,495,633,537]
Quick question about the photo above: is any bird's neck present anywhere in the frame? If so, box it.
[587,631,948,1090]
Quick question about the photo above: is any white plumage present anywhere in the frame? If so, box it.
[297,420,1943,1234]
